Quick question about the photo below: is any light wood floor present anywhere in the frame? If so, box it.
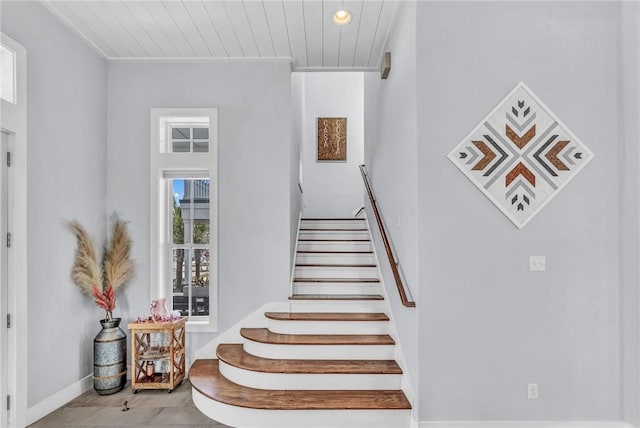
[28,380,230,428]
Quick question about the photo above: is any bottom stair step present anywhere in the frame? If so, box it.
[190,359,411,410]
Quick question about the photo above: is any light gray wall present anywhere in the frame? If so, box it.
[106,60,293,368]
[363,0,419,418]
[301,73,364,218]
[417,1,621,421]
[1,1,108,407]
[620,1,640,425]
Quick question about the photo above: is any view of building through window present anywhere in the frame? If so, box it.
[171,178,211,317]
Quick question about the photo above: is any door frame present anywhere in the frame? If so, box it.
[1,32,28,428]
[1,131,10,428]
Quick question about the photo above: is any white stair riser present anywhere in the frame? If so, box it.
[219,360,402,390]
[267,319,389,335]
[296,253,375,264]
[286,301,388,313]
[301,220,367,229]
[244,341,396,360]
[295,266,379,279]
[293,283,382,296]
[193,390,411,428]
[299,230,369,238]
[298,241,372,252]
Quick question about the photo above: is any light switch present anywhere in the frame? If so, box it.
[530,256,546,272]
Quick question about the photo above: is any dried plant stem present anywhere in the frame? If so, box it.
[68,216,134,320]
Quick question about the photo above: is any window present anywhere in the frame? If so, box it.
[150,109,218,331]
[0,43,16,104]
[169,177,210,317]
[170,125,209,153]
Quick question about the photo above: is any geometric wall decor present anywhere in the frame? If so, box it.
[447,82,593,228]
[317,117,347,161]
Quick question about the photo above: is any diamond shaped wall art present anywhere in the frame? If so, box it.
[447,82,593,228]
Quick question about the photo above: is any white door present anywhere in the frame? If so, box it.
[1,32,26,428]
[0,131,8,428]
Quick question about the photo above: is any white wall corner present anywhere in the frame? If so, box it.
[420,422,628,428]
[411,413,420,428]
[27,374,93,425]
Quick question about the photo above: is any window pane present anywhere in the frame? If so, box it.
[172,140,190,153]
[193,128,209,139]
[191,251,209,315]
[171,179,185,244]
[183,179,210,244]
[194,222,209,244]
[193,141,209,153]
[0,44,15,104]
[172,128,190,139]
[172,248,210,316]
[172,248,190,316]
[169,177,210,317]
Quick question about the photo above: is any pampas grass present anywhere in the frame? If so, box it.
[68,216,134,320]
[104,219,135,292]
[68,221,102,296]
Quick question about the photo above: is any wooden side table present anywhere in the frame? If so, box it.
[128,317,186,393]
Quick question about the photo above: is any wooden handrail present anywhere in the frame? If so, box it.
[359,165,416,308]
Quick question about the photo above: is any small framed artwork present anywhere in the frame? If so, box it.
[317,117,347,161]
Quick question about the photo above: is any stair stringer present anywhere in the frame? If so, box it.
[289,211,303,299]
[362,213,417,419]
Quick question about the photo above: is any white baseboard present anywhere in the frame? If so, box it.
[27,374,93,425]
[420,422,630,428]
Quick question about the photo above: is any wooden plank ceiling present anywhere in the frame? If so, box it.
[41,0,400,71]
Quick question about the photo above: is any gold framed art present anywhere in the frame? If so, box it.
[317,117,347,161]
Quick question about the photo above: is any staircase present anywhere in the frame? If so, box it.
[190,218,412,428]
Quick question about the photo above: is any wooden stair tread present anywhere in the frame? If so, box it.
[265,312,389,322]
[300,228,368,231]
[297,251,374,254]
[240,328,395,345]
[298,239,371,242]
[217,344,401,374]
[289,294,385,301]
[190,360,411,410]
[302,218,365,221]
[294,278,380,283]
[296,264,377,268]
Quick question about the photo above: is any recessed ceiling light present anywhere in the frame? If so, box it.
[333,9,351,26]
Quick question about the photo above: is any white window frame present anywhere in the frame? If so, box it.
[0,42,16,104]
[150,108,218,332]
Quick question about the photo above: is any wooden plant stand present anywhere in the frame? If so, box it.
[128,317,186,393]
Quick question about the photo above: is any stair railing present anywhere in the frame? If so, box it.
[359,165,416,308]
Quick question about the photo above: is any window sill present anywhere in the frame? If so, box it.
[186,319,218,333]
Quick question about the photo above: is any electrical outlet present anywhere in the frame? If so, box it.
[529,256,546,272]
[527,383,539,399]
